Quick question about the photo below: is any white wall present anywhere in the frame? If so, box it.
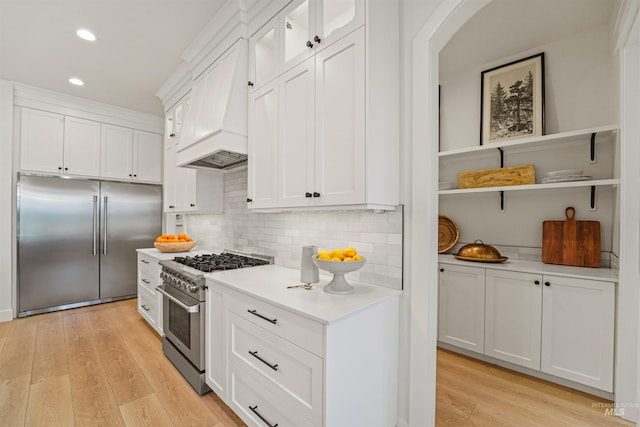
[0,80,13,322]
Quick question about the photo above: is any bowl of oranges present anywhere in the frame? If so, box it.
[312,247,365,295]
[153,233,197,253]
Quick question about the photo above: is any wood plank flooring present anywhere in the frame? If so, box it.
[0,299,635,426]
[0,298,245,427]
[436,348,635,426]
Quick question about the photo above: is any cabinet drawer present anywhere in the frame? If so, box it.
[138,253,159,277]
[229,362,315,427]
[228,293,324,356]
[229,312,322,424]
[138,285,157,328]
[138,270,157,292]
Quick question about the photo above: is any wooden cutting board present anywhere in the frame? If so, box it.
[542,207,601,267]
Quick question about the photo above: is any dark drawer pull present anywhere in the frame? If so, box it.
[247,309,277,324]
[249,350,278,371]
[140,259,149,264]
[141,304,150,312]
[142,278,150,284]
[249,405,278,427]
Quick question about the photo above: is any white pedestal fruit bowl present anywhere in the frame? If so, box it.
[312,256,366,295]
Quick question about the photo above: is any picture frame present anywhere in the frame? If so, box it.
[480,53,545,145]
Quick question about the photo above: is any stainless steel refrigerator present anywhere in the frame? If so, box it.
[17,174,161,317]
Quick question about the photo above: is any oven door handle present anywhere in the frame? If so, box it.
[156,286,200,313]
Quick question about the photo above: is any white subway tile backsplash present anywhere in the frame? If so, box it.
[185,168,403,290]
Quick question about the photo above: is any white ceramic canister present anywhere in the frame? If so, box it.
[300,245,319,283]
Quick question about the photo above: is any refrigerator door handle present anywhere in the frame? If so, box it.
[102,196,108,255]
[92,195,98,255]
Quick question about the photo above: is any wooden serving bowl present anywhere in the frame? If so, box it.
[154,241,197,253]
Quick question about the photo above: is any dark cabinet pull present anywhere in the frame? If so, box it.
[248,81,254,86]
[306,40,313,48]
[544,281,551,287]
[249,350,278,371]
[314,35,321,44]
[247,198,253,203]
[534,280,540,285]
[129,174,132,177]
[313,192,320,198]
[305,192,312,198]
[58,166,62,170]
[249,405,278,427]
[141,304,150,312]
[190,203,195,207]
[169,205,175,209]
[133,174,137,177]
[140,259,149,264]
[439,268,444,272]
[169,133,175,138]
[247,309,277,324]
[64,167,68,171]
[142,278,150,284]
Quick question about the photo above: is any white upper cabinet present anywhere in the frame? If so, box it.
[248,0,398,211]
[63,116,102,177]
[101,124,161,183]
[133,130,162,182]
[101,124,133,180]
[20,108,100,177]
[249,16,280,90]
[247,80,279,209]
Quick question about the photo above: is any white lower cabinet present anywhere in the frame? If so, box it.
[207,272,400,427]
[484,270,542,370]
[438,263,485,353]
[438,260,615,393]
[136,251,163,335]
[541,275,615,392]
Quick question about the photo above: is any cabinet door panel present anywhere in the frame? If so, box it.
[315,0,365,50]
[20,108,64,173]
[133,130,162,183]
[485,270,542,369]
[278,57,315,207]
[248,81,280,208]
[163,144,177,211]
[314,27,365,206]
[541,276,614,391]
[101,124,133,180]
[438,264,485,353]
[64,116,101,177]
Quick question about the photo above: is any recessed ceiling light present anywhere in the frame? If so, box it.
[69,78,84,86]
[76,29,96,41]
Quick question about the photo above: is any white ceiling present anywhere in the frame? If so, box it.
[440,0,622,76]
[0,0,226,117]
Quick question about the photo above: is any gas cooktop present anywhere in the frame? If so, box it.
[173,252,271,272]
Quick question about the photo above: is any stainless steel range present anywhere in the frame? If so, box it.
[157,250,273,395]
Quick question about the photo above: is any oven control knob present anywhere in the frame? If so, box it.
[188,284,198,293]
[178,279,187,289]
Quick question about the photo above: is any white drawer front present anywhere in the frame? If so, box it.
[228,293,324,356]
[138,270,157,292]
[229,362,316,427]
[138,253,159,277]
[138,285,157,328]
[229,312,323,424]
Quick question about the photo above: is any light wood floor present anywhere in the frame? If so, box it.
[0,300,635,427]
[436,348,635,426]
[0,298,245,427]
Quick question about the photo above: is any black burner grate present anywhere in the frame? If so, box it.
[173,253,270,272]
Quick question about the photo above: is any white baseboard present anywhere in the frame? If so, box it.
[0,308,13,322]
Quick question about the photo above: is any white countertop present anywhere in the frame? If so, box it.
[136,247,212,260]
[205,264,403,325]
[438,254,618,283]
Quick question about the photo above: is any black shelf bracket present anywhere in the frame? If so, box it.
[590,132,596,163]
[500,190,505,212]
[590,185,596,211]
[497,147,504,168]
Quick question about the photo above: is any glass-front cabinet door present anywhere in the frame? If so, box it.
[249,15,280,90]
[281,0,315,72]
[315,0,364,50]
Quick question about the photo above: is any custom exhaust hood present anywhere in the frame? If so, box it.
[176,39,248,170]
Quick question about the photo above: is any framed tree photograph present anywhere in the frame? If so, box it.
[480,53,545,145]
